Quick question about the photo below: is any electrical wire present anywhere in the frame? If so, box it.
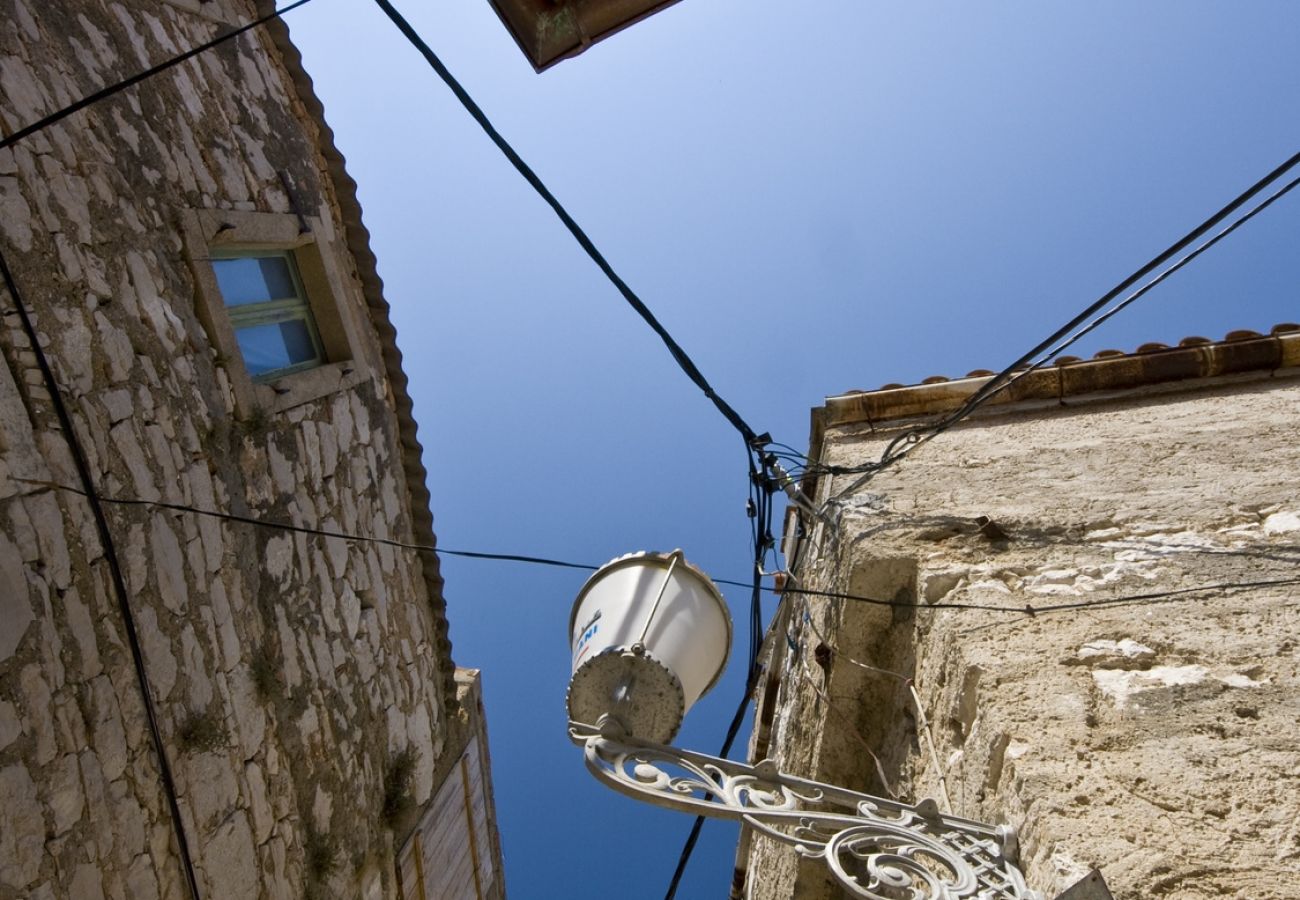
[13,477,603,570]
[362,26,784,892]
[662,448,777,898]
[1013,576,1300,614]
[0,257,203,900]
[783,577,1300,615]
[370,0,762,448]
[849,170,1300,485]
[0,0,315,152]
[808,150,1300,492]
[798,607,952,813]
[795,654,897,799]
[15,475,788,588]
[9,2,1290,894]
[1008,174,1300,381]
[663,665,759,900]
[18,476,1298,617]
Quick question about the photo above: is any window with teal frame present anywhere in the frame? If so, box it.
[210,250,326,381]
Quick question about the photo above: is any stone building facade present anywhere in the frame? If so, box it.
[0,1,503,898]
[739,328,1300,899]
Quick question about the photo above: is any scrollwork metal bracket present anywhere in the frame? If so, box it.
[570,718,1042,900]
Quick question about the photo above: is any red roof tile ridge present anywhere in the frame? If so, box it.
[823,326,1300,428]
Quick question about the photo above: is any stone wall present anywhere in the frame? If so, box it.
[0,2,458,897]
[743,369,1300,899]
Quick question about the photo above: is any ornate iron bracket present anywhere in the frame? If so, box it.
[571,719,1043,900]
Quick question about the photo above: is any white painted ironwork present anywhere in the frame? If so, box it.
[570,718,1043,900]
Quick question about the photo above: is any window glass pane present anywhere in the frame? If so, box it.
[233,318,319,377]
[213,255,298,307]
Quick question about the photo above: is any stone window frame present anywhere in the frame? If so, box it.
[182,208,370,417]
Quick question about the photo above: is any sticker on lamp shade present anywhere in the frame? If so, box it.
[572,609,601,665]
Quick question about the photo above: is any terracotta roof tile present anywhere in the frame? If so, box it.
[822,325,1300,430]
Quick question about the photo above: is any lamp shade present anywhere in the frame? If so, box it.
[566,551,731,743]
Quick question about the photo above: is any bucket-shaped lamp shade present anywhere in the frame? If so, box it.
[567,551,732,743]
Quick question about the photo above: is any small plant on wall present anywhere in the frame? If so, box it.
[176,709,227,754]
[381,746,417,828]
[303,824,338,898]
[250,649,279,701]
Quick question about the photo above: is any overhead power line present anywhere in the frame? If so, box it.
[364,24,783,895]
[1012,174,1300,375]
[817,149,1300,493]
[782,578,1300,616]
[15,477,599,569]
[0,0,315,152]
[0,257,203,900]
[18,476,1299,616]
[668,447,779,900]
[663,666,759,900]
[369,0,762,447]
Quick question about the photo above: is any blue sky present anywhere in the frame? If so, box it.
[286,2,1299,896]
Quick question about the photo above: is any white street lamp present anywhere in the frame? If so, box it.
[566,551,1043,900]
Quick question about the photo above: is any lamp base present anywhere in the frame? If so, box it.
[566,646,685,744]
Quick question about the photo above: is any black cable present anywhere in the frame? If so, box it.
[0,0,315,152]
[667,441,774,899]
[1016,173,1300,372]
[875,170,1300,475]
[15,477,603,572]
[1012,576,1300,614]
[746,449,766,676]
[0,255,203,900]
[330,23,778,898]
[821,149,1300,488]
[439,548,597,571]
[369,0,761,447]
[22,475,787,586]
[663,664,758,900]
[21,475,1297,616]
[782,576,1300,615]
[926,151,1300,425]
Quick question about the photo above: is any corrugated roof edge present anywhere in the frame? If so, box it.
[258,7,457,708]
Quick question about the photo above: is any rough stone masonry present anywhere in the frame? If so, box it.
[741,341,1300,899]
[0,1,469,897]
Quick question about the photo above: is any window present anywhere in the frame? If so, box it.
[211,251,325,381]
[183,208,373,416]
